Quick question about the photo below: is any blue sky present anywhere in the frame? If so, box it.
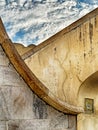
[0,0,98,46]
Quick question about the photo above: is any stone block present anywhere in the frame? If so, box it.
[0,65,27,87]
[0,46,10,66]
[7,117,76,130]
[8,120,19,130]
[0,45,76,130]
[0,121,6,130]
[8,120,50,130]
[0,86,34,120]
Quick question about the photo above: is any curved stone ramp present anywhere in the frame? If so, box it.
[0,18,83,114]
[24,7,98,108]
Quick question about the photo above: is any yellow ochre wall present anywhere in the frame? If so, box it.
[77,72,98,130]
[24,8,98,130]
[25,9,98,106]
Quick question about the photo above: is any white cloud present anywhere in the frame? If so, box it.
[0,1,98,46]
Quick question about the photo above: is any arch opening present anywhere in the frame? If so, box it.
[78,71,98,114]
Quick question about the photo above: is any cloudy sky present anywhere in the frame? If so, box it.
[0,0,98,46]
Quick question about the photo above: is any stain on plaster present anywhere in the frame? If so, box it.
[89,22,93,54]
[33,95,47,119]
[79,27,82,41]
[94,17,97,27]
[83,25,86,59]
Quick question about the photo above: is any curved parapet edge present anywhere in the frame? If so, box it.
[0,18,83,114]
[78,71,98,96]
[22,7,98,60]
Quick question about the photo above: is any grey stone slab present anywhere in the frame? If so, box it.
[0,121,6,130]
[8,120,19,130]
[7,118,76,130]
[33,94,48,119]
[0,45,76,130]
[0,86,34,120]
[8,120,50,130]
[0,46,10,66]
[0,65,27,87]
[0,55,10,66]
[0,46,2,51]
[68,115,77,130]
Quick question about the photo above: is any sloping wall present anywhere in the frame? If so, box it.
[25,8,98,108]
[14,43,36,56]
[0,45,76,129]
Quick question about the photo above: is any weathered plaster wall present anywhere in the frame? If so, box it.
[78,72,98,110]
[25,11,98,107]
[0,45,76,129]
[77,114,98,130]
[77,72,98,130]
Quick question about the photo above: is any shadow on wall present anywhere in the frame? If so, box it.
[78,71,98,114]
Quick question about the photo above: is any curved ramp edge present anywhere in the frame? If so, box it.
[0,18,83,114]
